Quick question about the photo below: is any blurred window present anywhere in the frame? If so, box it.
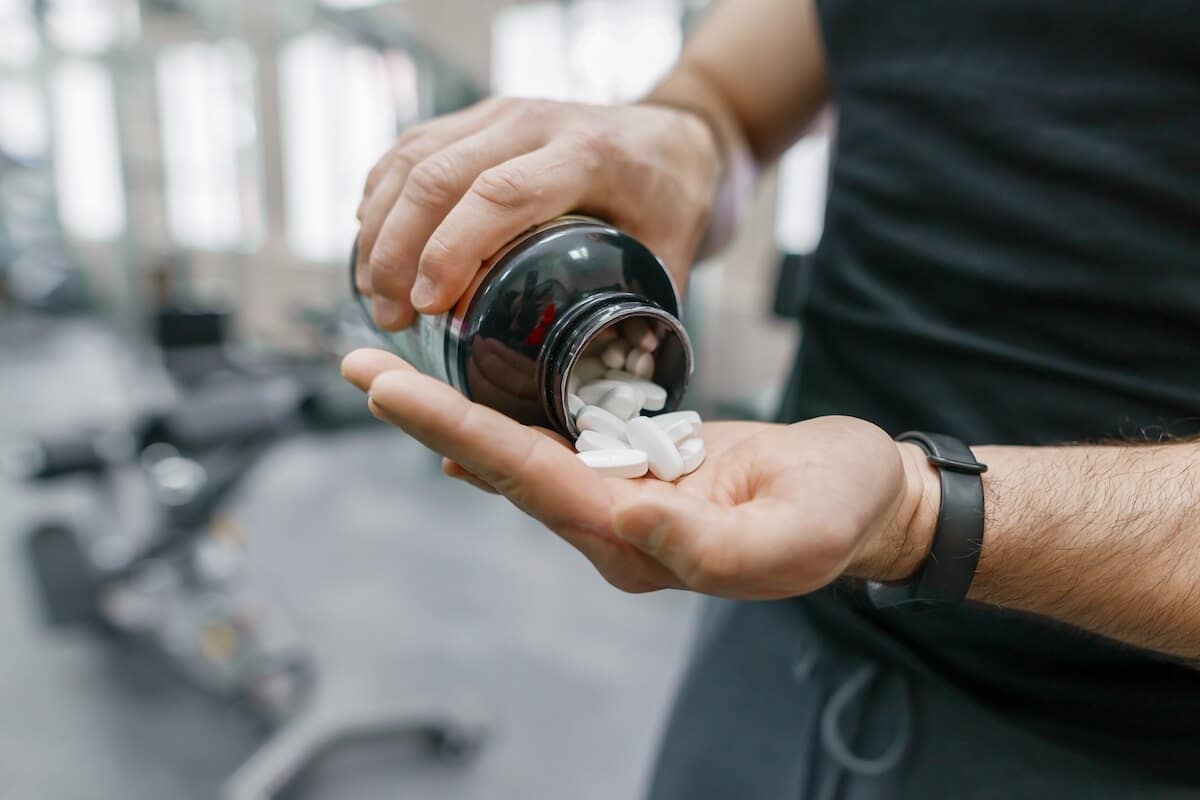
[492,0,682,103]
[0,77,48,160]
[51,59,126,241]
[0,0,39,68]
[775,116,833,255]
[156,39,263,252]
[278,31,417,263]
[492,3,571,100]
[45,0,139,55]
[320,0,391,7]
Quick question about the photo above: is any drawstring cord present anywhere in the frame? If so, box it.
[820,663,912,777]
[796,651,914,800]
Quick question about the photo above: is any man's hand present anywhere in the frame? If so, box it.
[355,99,720,331]
[342,348,937,597]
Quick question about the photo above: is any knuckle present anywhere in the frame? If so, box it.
[483,95,515,113]
[395,121,430,149]
[418,234,455,279]
[367,239,405,279]
[572,126,618,160]
[523,98,560,126]
[404,154,462,210]
[471,166,528,213]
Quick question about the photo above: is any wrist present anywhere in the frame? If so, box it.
[849,441,941,582]
[642,78,756,258]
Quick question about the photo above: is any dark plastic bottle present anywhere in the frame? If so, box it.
[349,216,693,438]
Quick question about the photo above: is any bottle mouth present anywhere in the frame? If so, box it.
[539,292,694,439]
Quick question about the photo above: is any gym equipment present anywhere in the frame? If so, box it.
[8,310,488,799]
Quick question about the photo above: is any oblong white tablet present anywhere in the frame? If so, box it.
[573,356,607,383]
[576,405,628,439]
[604,370,668,411]
[601,341,629,369]
[625,348,656,380]
[576,430,628,452]
[624,416,684,481]
[598,384,641,420]
[578,448,648,478]
[567,393,585,417]
[651,410,701,434]
[620,318,659,352]
[577,379,644,407]
[657,417,697,444]
[678,437,706,475]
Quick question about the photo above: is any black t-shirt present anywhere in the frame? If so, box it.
[781,0,1200,781]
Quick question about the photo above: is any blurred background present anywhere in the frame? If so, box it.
[0,1,830,797]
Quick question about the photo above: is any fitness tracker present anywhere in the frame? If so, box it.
[867,431,987,609]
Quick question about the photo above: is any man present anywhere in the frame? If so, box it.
[342,0,1200,796]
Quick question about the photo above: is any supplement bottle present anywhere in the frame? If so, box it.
[349,216,693,437]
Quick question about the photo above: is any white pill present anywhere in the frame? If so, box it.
[678,438,706,475]
[576,405,628,439]
[620,318,659,352]
[592,326,619,345]
[604,370,667,411]
[573,357,606,383]
[567,373,580,396]
[625,348,656,380]
[567,393,585,417]
[651,410,701,434]
[658,417,697,444]
[576,430,629,452]
[598,384,641,420]
[601,341,629,369]
[577,379,644,407]
[578,448,648,479]
[624,416,684,481]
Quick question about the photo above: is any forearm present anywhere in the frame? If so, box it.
[905,441,1200,662]
[643,0,828,256]
[646,0,828,167]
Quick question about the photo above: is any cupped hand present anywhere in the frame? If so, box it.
[354,98,720,331]
[341,348,935,597]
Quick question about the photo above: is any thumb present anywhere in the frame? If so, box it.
[612,492,727,590]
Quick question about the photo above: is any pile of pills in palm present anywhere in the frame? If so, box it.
[565,319,704,481]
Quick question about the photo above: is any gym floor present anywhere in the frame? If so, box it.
[0,316,699,799]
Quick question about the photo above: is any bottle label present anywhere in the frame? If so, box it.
[371,313,451,385]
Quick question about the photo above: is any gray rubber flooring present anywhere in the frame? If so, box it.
[0,316,699,799]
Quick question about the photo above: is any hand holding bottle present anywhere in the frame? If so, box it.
[354,98,722,331]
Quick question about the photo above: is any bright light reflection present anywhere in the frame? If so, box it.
[279,32,411,262]
[492,0,682,104]
[51,59,126,241]
[0,77,48,160]
[0,0,39,67]
[157,40,262,252]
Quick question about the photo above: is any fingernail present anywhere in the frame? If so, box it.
[410,274,437,311]
[373,296,401,328]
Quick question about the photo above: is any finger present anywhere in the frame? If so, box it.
[357,100,512,311]
[340,348,414,392]
[358,98,511,219]
[415,133,604,314]
[365,369,609,532]
[369,121,551,329]
[442,458,499,495]
[356,166,407,295]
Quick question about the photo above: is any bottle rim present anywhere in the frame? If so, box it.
[538,292,694,439]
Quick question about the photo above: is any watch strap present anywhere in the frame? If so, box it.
[867,431,987,608]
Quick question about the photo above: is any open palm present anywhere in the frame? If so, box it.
[342,348,921,598]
